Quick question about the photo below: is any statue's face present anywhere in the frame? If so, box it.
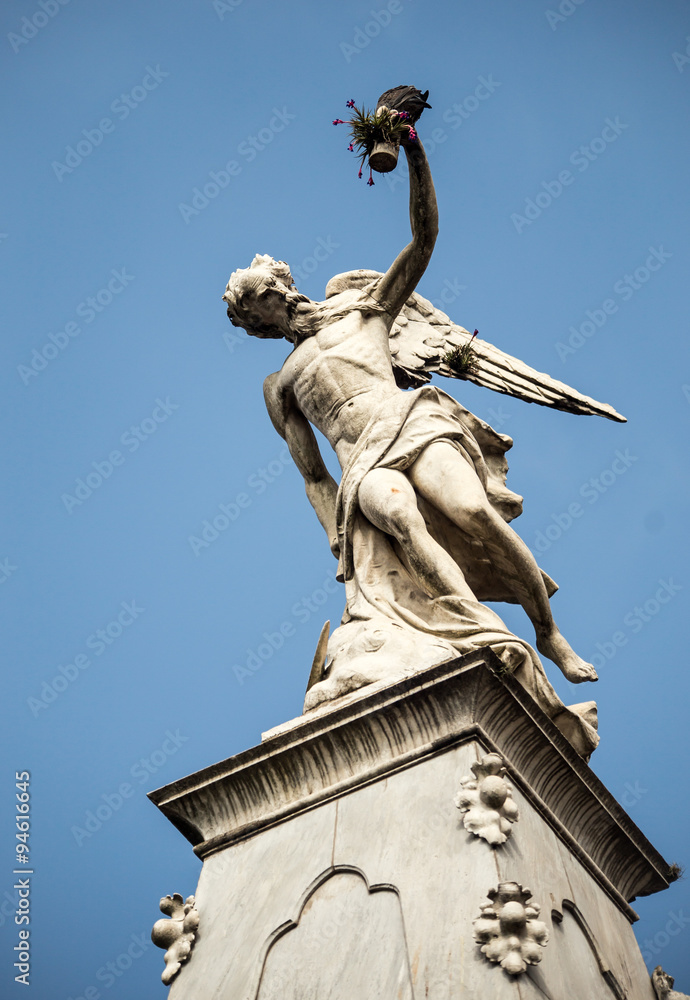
[223,259,296,340]
[246,269,298,339]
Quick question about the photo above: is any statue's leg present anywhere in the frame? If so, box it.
[358,467,476,601]
[408,442,597,684]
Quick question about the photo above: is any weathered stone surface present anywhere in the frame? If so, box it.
[256,870,414,999]
[151,893,199,985]
[150,652,671,999]
[653,967,690,1000]
[454,751,519,845]
[473,883,549,975]
[222,128,625,731]
[150,652,669,904]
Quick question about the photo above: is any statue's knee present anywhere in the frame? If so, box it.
[455,500,493,534]
[386,498,425,542]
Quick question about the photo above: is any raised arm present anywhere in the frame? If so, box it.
[263,373,340,556]
[371,136,439,322]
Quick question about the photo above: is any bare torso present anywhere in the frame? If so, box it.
[278,290,400,467]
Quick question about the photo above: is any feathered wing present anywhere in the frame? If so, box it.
[324,270,626,423]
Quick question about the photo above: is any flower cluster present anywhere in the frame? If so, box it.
[332,98,417,186]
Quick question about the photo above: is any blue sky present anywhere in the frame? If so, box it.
[1,0,689,994]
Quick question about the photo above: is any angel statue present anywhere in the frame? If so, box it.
[222,101,624,758]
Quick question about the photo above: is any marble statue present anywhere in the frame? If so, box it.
[653,967,690,1000]
[223,123,625,757]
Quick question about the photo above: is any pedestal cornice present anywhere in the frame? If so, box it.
[149,651,672,918]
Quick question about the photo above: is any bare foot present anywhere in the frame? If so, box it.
[537,628,598,683]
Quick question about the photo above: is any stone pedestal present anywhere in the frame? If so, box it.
[149,650,672,998]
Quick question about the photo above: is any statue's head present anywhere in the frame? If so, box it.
[223,254,306,341]
[652,967,674,999]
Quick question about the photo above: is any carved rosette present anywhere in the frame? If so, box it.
[454,752,519,845]
[151,893,199,986]
[473,882,549,975]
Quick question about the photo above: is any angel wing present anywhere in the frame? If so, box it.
[324,269,626,423]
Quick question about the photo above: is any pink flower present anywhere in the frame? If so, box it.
[408,128,417,141]
[332,119,345,125]
[346,99,356,108]
[358,167,363,179]
[471,329,478,341]
[348,144,354,152]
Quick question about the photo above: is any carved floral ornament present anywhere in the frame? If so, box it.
[473,882,549,975]
[454,752,519,846]
[151,893,199,986]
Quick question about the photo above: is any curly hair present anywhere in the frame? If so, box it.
[222,254,295,340]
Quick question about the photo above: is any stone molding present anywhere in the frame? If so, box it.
[149,651,671,913]
[553,900,628,1000]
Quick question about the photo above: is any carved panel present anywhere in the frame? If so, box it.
[255,868,414,1000]
[531,901,627,999]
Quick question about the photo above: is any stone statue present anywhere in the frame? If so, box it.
[652,967,690,1000]
[223,123,624,757]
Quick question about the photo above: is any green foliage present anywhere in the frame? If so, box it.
[349,106,409,153]
[443,343,478,376]
[348,105,411,175]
